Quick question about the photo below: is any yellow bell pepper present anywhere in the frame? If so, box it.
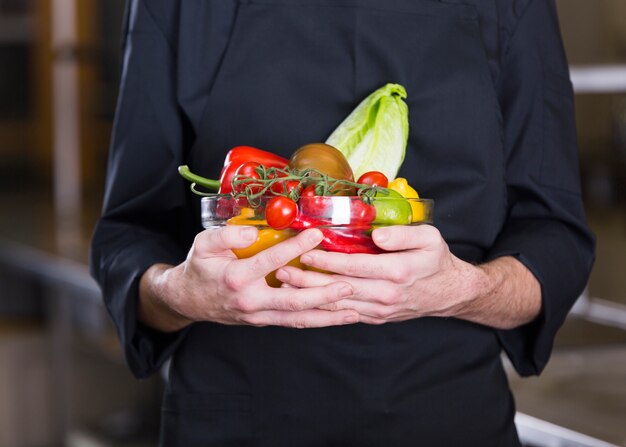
[388,178,425,222]
[227,207,267,226]
[231,227,294,258]
[232,228,306,287]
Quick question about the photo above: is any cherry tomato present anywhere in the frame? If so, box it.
[357,171,389,188]
[215,197,236,219]
[266,196,298,230]
[266,169,285,182]
[300,184,318,198]
[235,162,261,180]
[233,162,263,194]
[271,179,302,196]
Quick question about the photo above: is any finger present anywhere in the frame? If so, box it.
[238,280,354,313]
[194,226,258,256]
[275,266,335,287]
[318,299,395,318]
[277,267,403,309]
[238,229,324,279]
[299,249,415,282]
[358,316,389,325]
[371,224,442,251]
[244,309,359,328]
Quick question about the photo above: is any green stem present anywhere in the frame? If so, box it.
[178,165,220,191]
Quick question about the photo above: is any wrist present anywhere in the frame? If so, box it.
[460,263,500,317]
[473,260,502,302]
[445,258,498,320]
[455,256,542,329]
[139,263,194,333]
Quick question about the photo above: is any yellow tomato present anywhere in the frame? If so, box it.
[388,178,425,222]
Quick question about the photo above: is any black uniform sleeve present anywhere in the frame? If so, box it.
[488,0,595,376]
[90,0,189,379]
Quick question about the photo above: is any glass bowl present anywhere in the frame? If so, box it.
[201,195,434,255]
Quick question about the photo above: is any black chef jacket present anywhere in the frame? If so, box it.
[90,0,595,445]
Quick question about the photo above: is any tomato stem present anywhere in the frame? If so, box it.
[227,166,390,208]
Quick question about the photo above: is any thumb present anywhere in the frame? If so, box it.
[194,225,258,256]
[372,224,441,251]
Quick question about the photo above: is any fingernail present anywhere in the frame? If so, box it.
[373,229,389,243]
[275,269,289,281]
[300,254,313,265]
[241,227,257,242]
[307,229,323,244]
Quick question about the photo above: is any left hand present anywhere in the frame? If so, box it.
[275,225,483,325]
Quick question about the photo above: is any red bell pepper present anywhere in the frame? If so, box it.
[319,228,381,254]
[290,196,378,253]
[178,146,288,193]
[219,146,288,194]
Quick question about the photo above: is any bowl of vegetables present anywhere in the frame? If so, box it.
[200,193,433,254]
[181,142,433,255]
[178,83,434,285]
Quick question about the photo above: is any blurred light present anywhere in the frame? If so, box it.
[570,65,626,94]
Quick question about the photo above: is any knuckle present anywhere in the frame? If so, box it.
[322,300,338,311]
[197,228,230,252]
[223,270,244,291]
[344,261,360,276]
[216,227,232,247]
[293,234,311,253]
[266,250,286,268]
[290,318,310,329]
[253,250,284,273]
[280,296,303,312]
[230,296,253,313]
[228,296,244,312]
[387,267,405,283]
[373,307,391,319]
[378,291,398,306]
[423,225,443,246]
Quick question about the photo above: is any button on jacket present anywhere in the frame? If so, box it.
[90,0,595,445]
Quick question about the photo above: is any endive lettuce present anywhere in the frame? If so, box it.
[326,83,409,180]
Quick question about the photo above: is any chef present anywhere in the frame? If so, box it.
[90,0,595,445]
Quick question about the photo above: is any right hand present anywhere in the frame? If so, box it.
[142,226,359,331]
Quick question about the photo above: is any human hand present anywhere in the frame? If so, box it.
[275,225,483,325]
[152,226,359,329]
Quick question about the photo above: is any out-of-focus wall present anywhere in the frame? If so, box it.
[556,0,626,217]
[557,0,626,155]
[557,0,626,64]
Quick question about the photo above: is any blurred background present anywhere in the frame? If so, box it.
[0,1,624,446]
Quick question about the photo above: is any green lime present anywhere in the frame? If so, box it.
[372,189,412,225]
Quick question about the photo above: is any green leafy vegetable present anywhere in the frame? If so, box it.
[326,83,409,181]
